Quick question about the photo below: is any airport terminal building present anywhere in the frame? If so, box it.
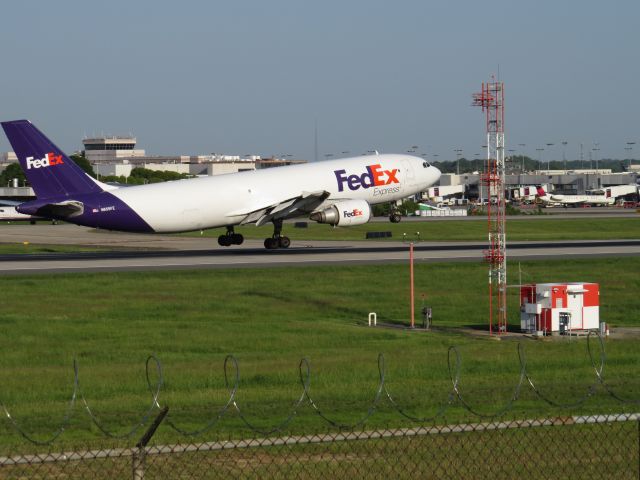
[81,136,306,178]
[0,136,306,198]
[436,170,639,201]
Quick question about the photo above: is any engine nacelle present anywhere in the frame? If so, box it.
[310,200,372,226]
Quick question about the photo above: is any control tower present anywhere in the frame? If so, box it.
[82,136,145,163]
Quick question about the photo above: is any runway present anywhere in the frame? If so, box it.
[0,224,638,274]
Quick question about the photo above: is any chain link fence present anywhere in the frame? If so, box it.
[0,413,638,479]
[1,334,638,478]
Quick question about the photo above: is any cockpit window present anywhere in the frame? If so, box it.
[422,161,431,168]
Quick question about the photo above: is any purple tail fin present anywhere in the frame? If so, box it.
[1,120,102,199]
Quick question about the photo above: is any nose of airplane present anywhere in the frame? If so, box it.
[432,165,442,183]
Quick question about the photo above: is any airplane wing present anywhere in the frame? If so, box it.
[226,190,331,226]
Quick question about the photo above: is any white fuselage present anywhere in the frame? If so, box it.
[539,193,615,206]
[110,154,440,232]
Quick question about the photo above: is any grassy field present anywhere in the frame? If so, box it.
[0,243,121,254]
[181,217,640,242]
[0,257,638,449]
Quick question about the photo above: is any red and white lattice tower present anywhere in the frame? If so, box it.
[472,78,507,335]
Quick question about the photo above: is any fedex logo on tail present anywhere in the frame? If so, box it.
[26,152,64,170]
[334,164,399,192]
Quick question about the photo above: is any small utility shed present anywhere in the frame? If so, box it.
[520,283,599,334]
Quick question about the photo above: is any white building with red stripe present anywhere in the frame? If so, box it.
[520,283,599,333]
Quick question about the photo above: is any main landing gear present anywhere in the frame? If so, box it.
[264,219,290,250]
[218,226,244,247]
[388,202,402,223]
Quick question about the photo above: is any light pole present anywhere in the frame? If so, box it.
[518,143,526,172]
[561,141,568,171]
[536,147,544,172]
[592,143,601,188]
[454,148,463,175]
[545,143,555,171]
[626,142,635,170]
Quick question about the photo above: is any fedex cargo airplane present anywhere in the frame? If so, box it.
[1,120,441,249]
[535,185,615,207]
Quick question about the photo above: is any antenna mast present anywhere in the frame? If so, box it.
[473,78,507,335]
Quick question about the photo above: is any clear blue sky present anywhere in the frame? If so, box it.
[1,1,638,162]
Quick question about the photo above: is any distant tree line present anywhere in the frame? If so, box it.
[431,156,629,174]
[70,154,96,176]
[100,167,192,185]
[0,154,192,187]
[0,162,26,186]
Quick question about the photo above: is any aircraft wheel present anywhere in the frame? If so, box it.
[264,237,278,249]
[218,235,232,247]
[232,233,244,245]
[390,213,402,223]
[278,236,291,249]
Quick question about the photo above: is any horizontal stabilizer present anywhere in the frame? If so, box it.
[19,200,84,218]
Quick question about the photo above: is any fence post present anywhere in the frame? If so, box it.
[132,406,169,480]
[132,449,145,480]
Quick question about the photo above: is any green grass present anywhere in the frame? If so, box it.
[182,217,640,242]
[0,243,123,254]
[0,258,638,449]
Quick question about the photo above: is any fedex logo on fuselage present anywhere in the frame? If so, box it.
[26,152,64,170]
[334,164,399,192]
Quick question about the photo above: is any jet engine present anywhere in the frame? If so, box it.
[309,200,372,226]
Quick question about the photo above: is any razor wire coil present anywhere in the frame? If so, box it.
[0,332,638,446]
